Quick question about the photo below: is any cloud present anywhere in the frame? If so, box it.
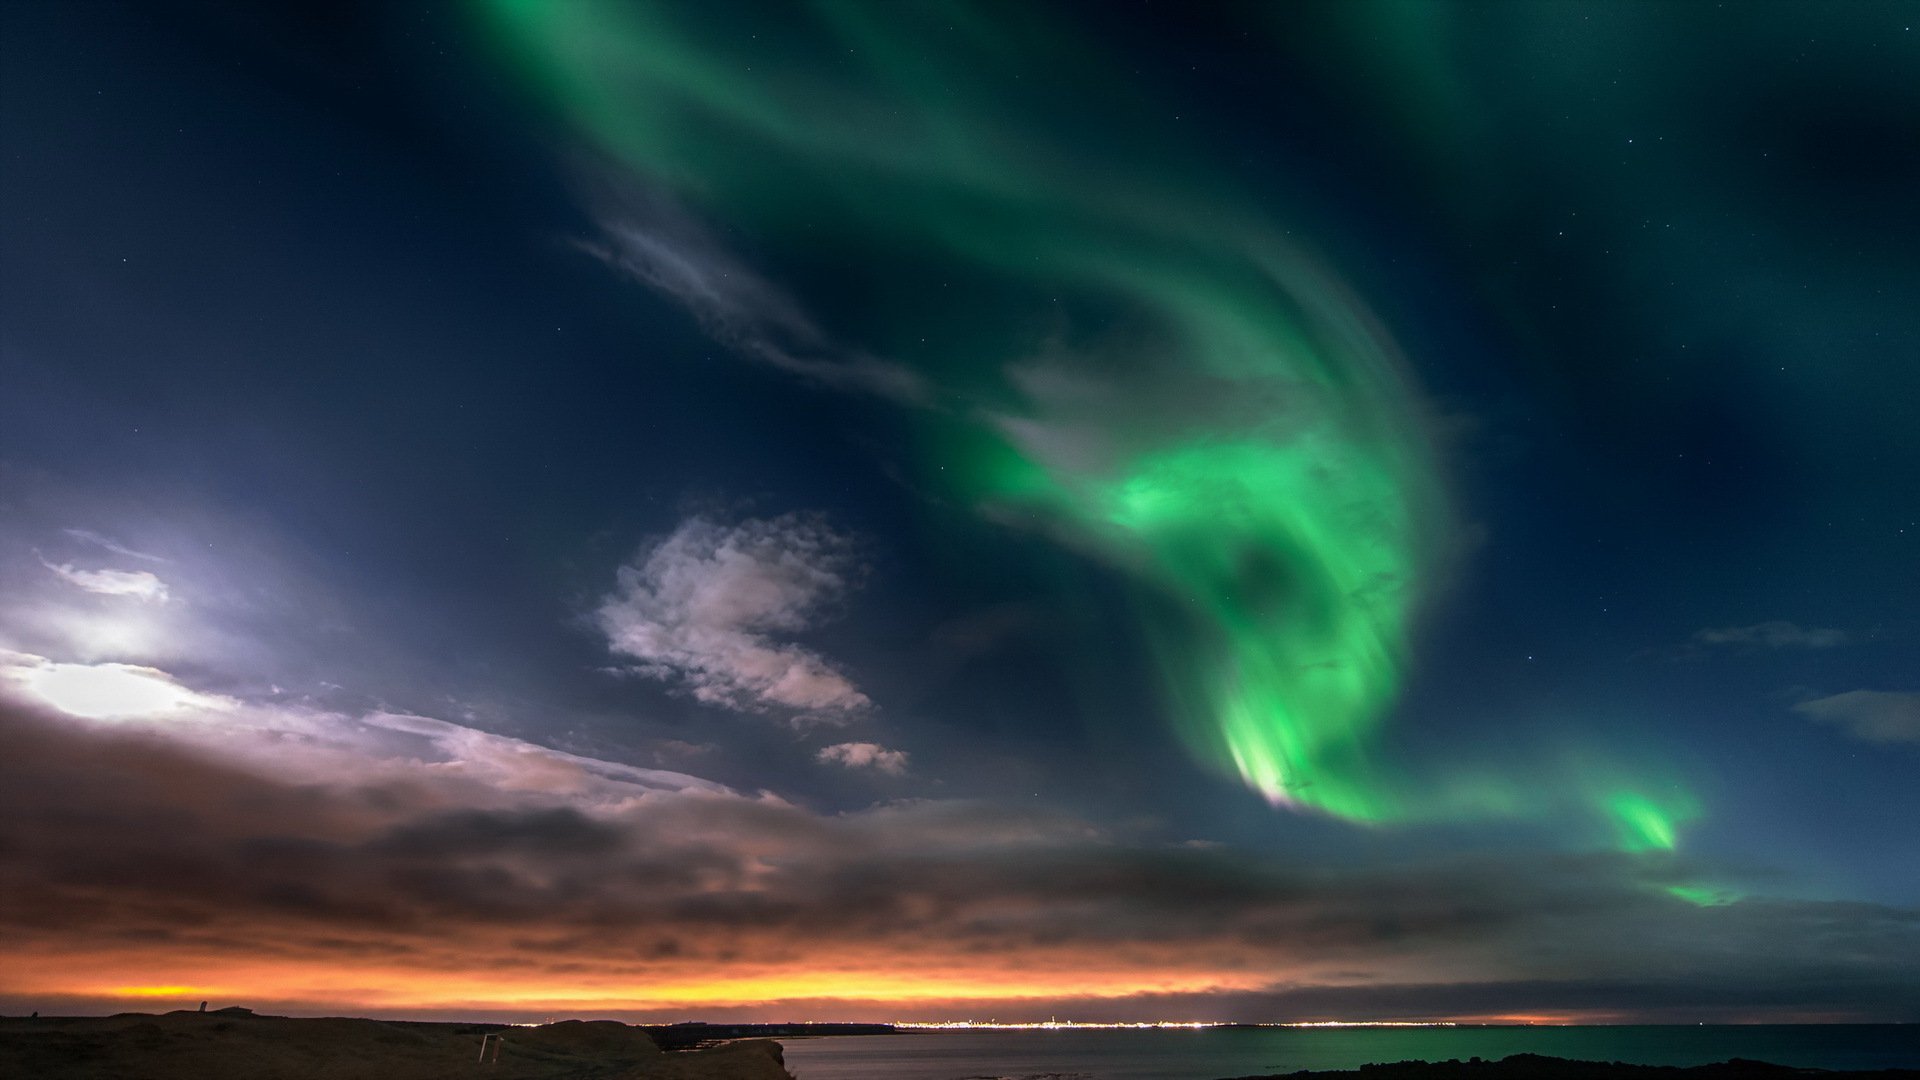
[597,515,871,717]
[1,675,1917,1023]
[1692,620,1847,649]
[1795,690,1920,744]
[579,185,928,404]
[4,694,1918,1022]
[817,741,909,775]
[0,650,728,807]
[62,528,166,563]
[42,560,170,602]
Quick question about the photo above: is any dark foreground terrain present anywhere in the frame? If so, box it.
[0,1008,792,1080]
[8,1016,1916,1080]
[1229,1053,1920,1080]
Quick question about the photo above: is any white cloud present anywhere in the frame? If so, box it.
[597,515,871,717]
[817,741,910,775]
[42,560,170,602]
[1795,690,1920,744]
[1693,621,1847,649]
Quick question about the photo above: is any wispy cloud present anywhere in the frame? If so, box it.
[41,560,170,602]
[1795,690,1920,744]
[61,528,166,563]
[597,514,871,718]
[579,185,928,404]
[817,741,909,775]
[1691,620,1847,650]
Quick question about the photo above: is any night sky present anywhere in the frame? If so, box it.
[3,0,1918,1024]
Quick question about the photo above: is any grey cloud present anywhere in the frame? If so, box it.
[597,515,871,717]
[370,808,628,859]
[1795,690,1920,744]
[1692,620,1848,649]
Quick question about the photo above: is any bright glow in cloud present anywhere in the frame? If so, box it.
[597,514,871,717]
[817,741,909,775]
[42,561,170,602]
[12,661,220,720]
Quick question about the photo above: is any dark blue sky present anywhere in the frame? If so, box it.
[2,1,1916,1022]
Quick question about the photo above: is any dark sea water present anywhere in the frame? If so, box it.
[778,1026,1920,1080]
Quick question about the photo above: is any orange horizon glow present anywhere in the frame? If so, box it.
[3,964,1789,1027]
[59,969,1274,1012]
[14,967,1687,1028]
[10,953,1295,1017]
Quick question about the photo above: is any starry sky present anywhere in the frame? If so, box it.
[2,0,1918,1024]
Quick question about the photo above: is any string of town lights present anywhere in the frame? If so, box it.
[891,1020,1457,1030]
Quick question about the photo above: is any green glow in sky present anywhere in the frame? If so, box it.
[1606,789,1698,853]
[479,0,1685,833]
[1665,884,1738,907]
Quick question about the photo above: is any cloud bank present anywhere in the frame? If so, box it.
[3,695,1917,1023]
[597,515,871,718]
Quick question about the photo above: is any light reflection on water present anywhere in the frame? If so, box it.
[779,1026,1920,1080]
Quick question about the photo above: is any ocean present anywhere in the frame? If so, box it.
[778,1025,1920,1080]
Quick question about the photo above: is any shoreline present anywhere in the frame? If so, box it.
[5,1011,1917,1080]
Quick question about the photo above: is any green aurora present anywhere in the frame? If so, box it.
[479,0,1693,840]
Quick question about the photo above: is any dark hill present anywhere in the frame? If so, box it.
[0,1010,791,1080]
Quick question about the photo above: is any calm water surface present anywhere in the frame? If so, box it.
[779,1026,1920,1080]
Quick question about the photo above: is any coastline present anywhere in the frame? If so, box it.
[5,1012,1918,1080]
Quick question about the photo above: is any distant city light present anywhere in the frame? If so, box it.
[895,1020,1226,1031]
[891,1019,1457,1030]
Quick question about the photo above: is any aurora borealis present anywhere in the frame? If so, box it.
[483,0,1455,820]
[3,0,1919,1028]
